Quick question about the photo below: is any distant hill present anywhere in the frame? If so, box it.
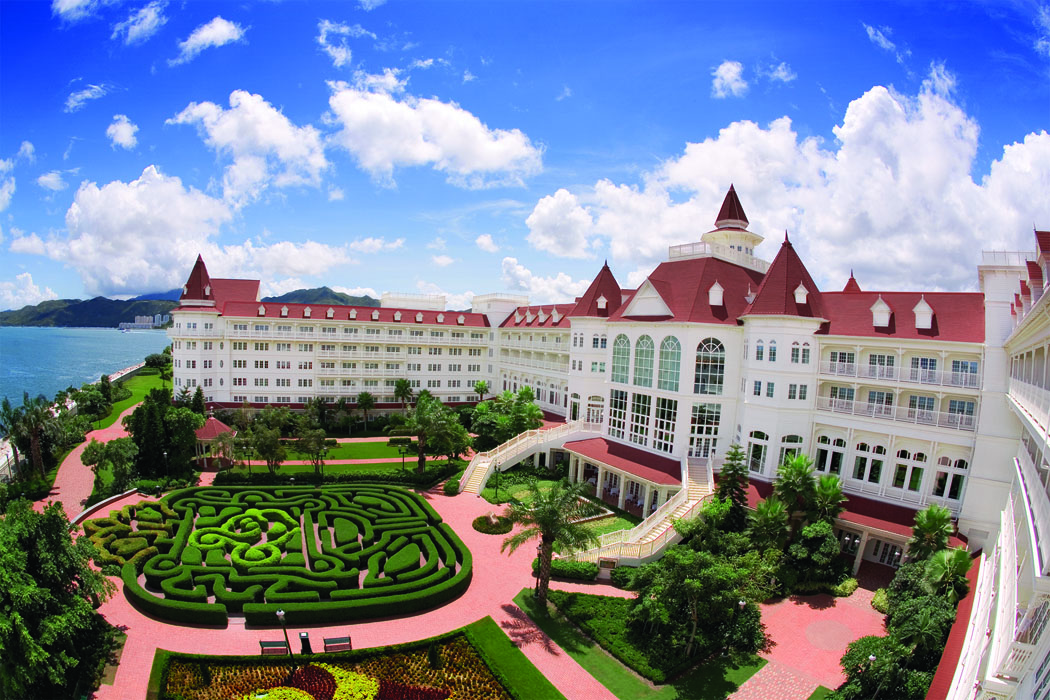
[130,289,182,301]
[262,287,380,307]
[0,297,178,327]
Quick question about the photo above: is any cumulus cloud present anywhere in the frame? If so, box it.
[17,142,35,162]
[767,62,797,83]
[525,188,594,258]
[463,70,476,83]
[170,16,245,66]
[711,60,748,98]
[863,23,910,65]
[327,186,344,201]
[500,257,590,304]
[347,237,404,253]
[415,280,473,310]
[10,230,46,255]
[334,284,380,299]
[37,171,68,191]
[65,84,108,112]
[475,233,499,253]
[523,64,1050,293]
[431,254,454,266]
[317,19,375,68]
[0,273,58,311]
[51,0,110,22]
[168,90,328,207]
[106,114,139,149]
[326,78,543,188]
[112,1,166,45]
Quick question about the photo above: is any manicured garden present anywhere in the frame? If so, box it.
[93,370,165,430]
[85,484,473,626]
[280,439,418,461]
[150,617,564,700]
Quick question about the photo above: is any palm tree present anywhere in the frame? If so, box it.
[357,392,375,429]
[748,496,790,551]
[17,392,54,478]
[908,503,954,561]
[473,380,489,403]
[0,397,23,477]
[808,474,847,524]
[774,453,816,536]
[927,547,972,604]
[501,479,602,604]
[394,379,414,413]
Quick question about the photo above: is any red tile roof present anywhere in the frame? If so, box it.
[1027,260,1044,282]
[715,184,749,227]
[499,303,575,328]
[180,255,213,302]
[924,556,982,700]
[564,437,681,486]
[610,256,765,325]
[570,263,622,317]
[842,272,862,293]
[743,236,827,319]
[1036,230,1050,255]
[219,301,490,327]
[195,416,235,441]
[818,291,985,343]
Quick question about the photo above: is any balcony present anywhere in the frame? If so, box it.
[819,362,981,390]
[168,327,222,339]
[815,396,976,431]
[1010,377,1050,434]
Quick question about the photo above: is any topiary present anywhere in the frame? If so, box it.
[472,514,512,535]
[443,479,460,496]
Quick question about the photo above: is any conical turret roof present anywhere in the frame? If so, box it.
[569,261,622,317]
[715,184,749,228]
[743,234,825,319]
[843,271,862,293]
[180,255,214,301]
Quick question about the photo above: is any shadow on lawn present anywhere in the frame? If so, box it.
[498,602,561,654]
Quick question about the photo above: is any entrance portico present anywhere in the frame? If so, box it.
[565,437,682,517]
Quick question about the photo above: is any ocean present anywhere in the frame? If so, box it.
[0,326,172,404]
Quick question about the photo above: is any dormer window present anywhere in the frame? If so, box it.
[437,313,445,323]
[394,311,402,322]
[371,310,380,321]
[525,311,534,323]
[182,285,188,295]
[794,283,809,305]
[708,281,724,307]
[514,311,522,323]
[303,307,312,318]
[871,296,891,328]
[913,296,933,330]
[348,309,357,320]
[538,310,548,323]
[551,309,561,323]
[415,312,423,323]
[597,295,608,310]
[326,308,334,319]
[281,306,288,317]
[204,285,211,297]
[258,305,266,316]
[457,315,465,325]
[745,285,756,304]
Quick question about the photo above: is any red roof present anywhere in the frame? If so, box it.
[175,257,261,312]
[818,291,985,342]
[715,184,749,227]
[569,263,623,317]
[1036,230,1050,256]
[1021,280,1031,297]
[610,256,764,325]
[219,301,490,327]
[743,236,826,319]
[842,273,862,293]
[564,437,681,486]
[180,255,213,302]
[1027,260,1043,282]
[924,556,982,700]
[195,416,235,441]
[499,303,575,328]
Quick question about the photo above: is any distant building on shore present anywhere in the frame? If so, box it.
[118,313,170,330]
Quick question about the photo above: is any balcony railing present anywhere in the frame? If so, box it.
[1009,377,1050,434]
[815,396,976,431]
[819,362,981,390]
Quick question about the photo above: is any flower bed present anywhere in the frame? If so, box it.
[471,514,512,535]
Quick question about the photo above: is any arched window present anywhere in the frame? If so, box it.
[633,335,654,387]
[892,450,927,493]
[933,456,968,502]
[611,334,630,383]
[747,430,769,473]
[586,395,605,424]
[778,434,804,465]
[852,442,886,485]
[755,341,764,361]
[570,392,581,421]
[768,340,777,362]
[658,336,682,391]
[816,435,846,474]
[694,338,725,395]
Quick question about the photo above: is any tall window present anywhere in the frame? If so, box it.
[933,456,967,501]
[778,435,803,465]
[694,338,725,395]
[586,395,605,424]
[816,435,846,474]
[653,398,678,453]
[608,390,627,439]
[892,450,926,493]
[755,341,764,361]
[611,334,631,383]
[658,336,682,391]
[768,341,777,362]
[688,403,720,458]
[747,431,768,473]
[852,443,886,484]
[629,393,652,446]
[633,336,654,387]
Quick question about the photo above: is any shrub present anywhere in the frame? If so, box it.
[610,565,637,590]
[832,578,859,597]
[872,588,890,613]
[388,436,413,446]
[472,514,512,535]
[532,558,598,581]
[443,479,460,496]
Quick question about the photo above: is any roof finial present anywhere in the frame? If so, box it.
[784,230,790,243]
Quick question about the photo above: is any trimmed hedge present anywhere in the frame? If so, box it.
[387,436,413,446]
[832,577,859,597]
[121,561,228,626]
[872,588,890,613]
[472,514,512,535]
[443,479,460,496]
[610,565,637,590]
[212,460,461,487]
[531,558,598,581]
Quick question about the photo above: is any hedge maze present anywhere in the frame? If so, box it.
[84,485,472,626]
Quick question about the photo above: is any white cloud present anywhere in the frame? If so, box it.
[410,58,434,70]
[106,114,139,149]
[333,284,379,299]
[170,16,245,66]
[317,20,375,68]
[711,60,748,98]
[768,62,796,83]
[863,23,910,65]
[358,0,387,10]
[351,68,407,95]
[525,64,1050,293]
[432,254,454,267]
[556,85,572,101]
[168,90,328,207]
[10,230,46,255]
[426,237,446,250]
[415,280,472,310]
[1038,6,1050,58]
[347,236,404,253]
[327,186,344,201]
[500,257,590,304]
[463,70,476,83]
[475,233,499,253]
[525,188,594,258]
[65,84,108,112]
[326,79,543,187]
[0,160,11,175]
[0,178,13,211]
[17,142,35,162]
[37,171,68,191]
[0,273,58,311]
[112,1,166,45]
[51,0,110,22]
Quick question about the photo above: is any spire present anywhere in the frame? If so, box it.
[715,184,749,229]
[569,263,622,317]
[180,255,214,301]
[743,236,825,319]
[843,270,862,293]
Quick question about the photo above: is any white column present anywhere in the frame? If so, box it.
[617,475,626,510]
[641,482,651,517]
[852,531,870,575]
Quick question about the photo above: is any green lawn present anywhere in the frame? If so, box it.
[465,616,567,699]
[514,590,766,700]
[481,477,561,505]
[227,460,408,476]
[807,687,833,700]
[282,439,416,461]
[95,372,165,430]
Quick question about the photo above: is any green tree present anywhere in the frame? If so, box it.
[471,388,544,451]
[926,547,972,604]
[808,474,847,524]
[174,386,192,407]
[784,519,841,587]
[252,425,286,475]
[123,388,170,478]
[907,504,953,561]
[715,443,749,531]
[748,496,790,551]
[888,595,956,668]
[501,479,601,604]
[357,392,375,429]
[98,373,113,404]
[473,380,489,403]
[832,635,932,700]
[144,353,169,369]
[16,392,55,477]
[0,500,117,699]
[82,437,138,494]
[296,425,330,478]
[773,453,816,536]
[0,396,23,477]
[394,379,414,413]
[159,364,173,388]
[74,385,109,421]
[190,386,207,416]
[164,407,205,473]
[403,395,464,473]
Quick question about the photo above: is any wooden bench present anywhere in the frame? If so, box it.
[260,640,289,655]
[323,636,352,653]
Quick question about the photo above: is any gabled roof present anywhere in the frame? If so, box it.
[742,235,826,319]
[1027,260,1044,283]
[569,262,622,317]
[842,272,862,293]
[219,301,490,327]
[175,256,260,312]
[818,291,985,342]
[608,255,765,325]
[180,255,214,301]
[499,303,575,328]
[715,184,749,227]
[564,437,681,486]
[195,416,235,441]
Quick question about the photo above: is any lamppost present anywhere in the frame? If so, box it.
[320,446,327,479]
[725,599,746,656]
[162,450,168,478]
[276,608,292,656]
[533,543,543,597]
[493,461,501,501]
[399,445,408,471]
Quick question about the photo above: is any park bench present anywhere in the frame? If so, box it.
[323,635,352,653]
[260,640,289,655]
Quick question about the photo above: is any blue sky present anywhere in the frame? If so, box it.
[1,0,1048,311]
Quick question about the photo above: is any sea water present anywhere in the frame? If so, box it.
[0,327,172,404]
